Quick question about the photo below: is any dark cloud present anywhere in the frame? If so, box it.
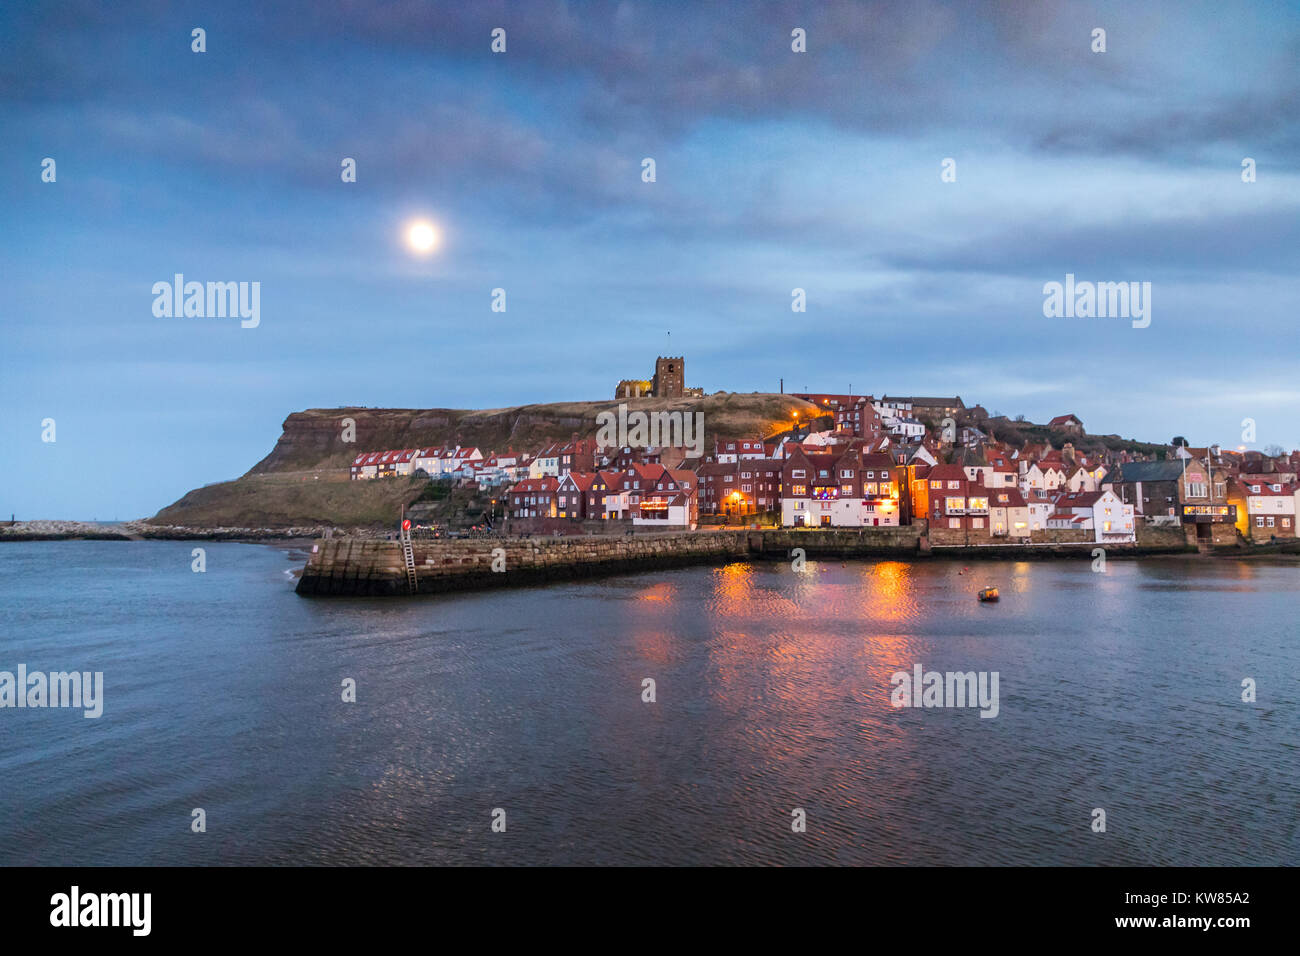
[879,206,1300,278]
[5,0,1296,163]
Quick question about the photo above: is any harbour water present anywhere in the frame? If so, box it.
[1,541,1296,865]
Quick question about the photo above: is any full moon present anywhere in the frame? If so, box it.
[405,220,440,254]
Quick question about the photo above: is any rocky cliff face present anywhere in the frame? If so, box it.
[246,408,451,474]
[245,394,816,475]
[150,393,817,528]
[245,405,603,474]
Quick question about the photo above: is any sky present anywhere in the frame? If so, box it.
[2,0,1298,519]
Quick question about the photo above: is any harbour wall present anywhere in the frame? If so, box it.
[296,531,754,596]
[294,524,1204,597]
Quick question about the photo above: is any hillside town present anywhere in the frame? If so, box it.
[345,360,1300,549]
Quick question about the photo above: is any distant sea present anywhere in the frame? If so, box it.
[2,541,1296,865]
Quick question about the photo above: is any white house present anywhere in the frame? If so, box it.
[1064,467,1089,492]
[529,444,561,478]
[451,446,484,469]
[783,492,858,528]
[391,448,428,476]
[987,465,1019,488]
[349,451,382,480]
[632,492,695,529]
[1054,489,1135,543]
[1021,462,1068,497]
[1235,479,1296,539]
[887,418,926,439]
[1026,491,1055,531]
[412,447,446,476]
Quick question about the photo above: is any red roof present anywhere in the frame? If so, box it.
[1056,490,1104,508]
[509,477,560,494]
[1236,479,1294,496]
[561,472,597,491]
[926,464,968,481]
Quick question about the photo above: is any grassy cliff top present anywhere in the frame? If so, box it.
[147,393,820,527]
[246,392,821,475]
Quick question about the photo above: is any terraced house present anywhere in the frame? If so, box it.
[917,465,992,535]
[698,459,783,515]
[781,448,847,527]
[988,488,1031,540]
[1228,479,1297,540]
[508,476,559,520]
[780,446,903,527]
[633,465,698,529]
[1050,490,1136,543]
[555,472,596,520]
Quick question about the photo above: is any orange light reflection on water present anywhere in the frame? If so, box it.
[701,559,925,710]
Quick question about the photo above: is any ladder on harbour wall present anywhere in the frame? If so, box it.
[400,527,418,593]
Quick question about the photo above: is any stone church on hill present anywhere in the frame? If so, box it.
[615,356,704,400]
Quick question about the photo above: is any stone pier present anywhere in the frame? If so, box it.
[295,527,926,596]
[293,523,1210,597]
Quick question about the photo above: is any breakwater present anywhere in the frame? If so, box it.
[296,527,926,596]
[293,525,1208,597]
[0,521,390,542]
[295,531,754,596]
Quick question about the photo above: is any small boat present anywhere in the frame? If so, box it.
[978,586,1000,602]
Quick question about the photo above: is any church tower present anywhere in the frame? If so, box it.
[653,356,685,398]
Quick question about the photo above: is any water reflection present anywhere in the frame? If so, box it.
[2,544,1297,866]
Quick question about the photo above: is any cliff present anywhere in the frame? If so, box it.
[148,393,819,528]
[246,393,817,475]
